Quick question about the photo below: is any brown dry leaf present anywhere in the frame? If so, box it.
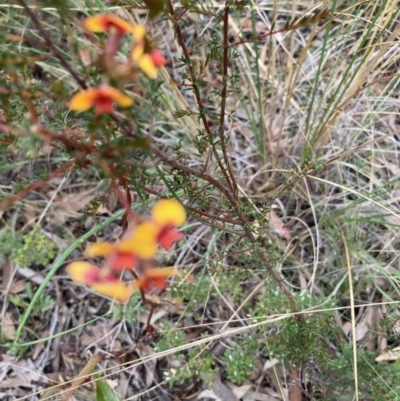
[0,378,31,389]
[0,352,15,363]
[268,209,292,240]
[243,391,280,401]
[262,358,280,371]
[376,346,400,362]
[32,339,46,361]
[342,321,352,335]
[95,204,111,215]
[355,305,381,350]
[197,389,219,399]
[79,46,98,66]
[139,308,168,327]
[9,279,27,294]
[2,312,16,340]
[60,355,102,401]
[228,383,252,399]
[52,188,98,224]
[80,323,121,351]
[262,359,288,399]
[1,260,13,291]
[0,359,41,388]
[211,373,239,401]
[138,345,157,388]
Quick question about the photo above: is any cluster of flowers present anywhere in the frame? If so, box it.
[69,14,166,115]
[68,199,186,302]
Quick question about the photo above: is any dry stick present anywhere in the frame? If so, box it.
[18,0,87,90]
[166,0,237,196]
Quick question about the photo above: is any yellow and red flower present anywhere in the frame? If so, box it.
[67,262,132,302]
[87,199,186,265]
[131,26,166,79]
[67,199,186,301]
[84,14,143,37]
[132,267,178,292]
[151,199,186,249]
[69,84,133,115]
[86,240,139,271]
[85,223,159,265]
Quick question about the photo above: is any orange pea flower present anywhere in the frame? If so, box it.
[151,199,186,250]
[86,239,139,271]
[86,223,159,264]
[131,26,166,79]
[132,267,178,292]
[84,14,143,37]
[67,262,132,302]
[84,199,185,273]
[69,84,133,115]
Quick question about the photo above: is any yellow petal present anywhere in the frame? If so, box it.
[99,86,133,107]
[137,54,158,79]
[152,199,186,227]
[84,14,111,32]
[84,14,141,36]
[86,242,115,257]
[131,43,145,61]
[69,89,98,111]
[131,24,146,41]
[121,222,159,259]
[107,15,142,35]
[145,267,179,278]
[92,281,132,302]
[67,262,99,284]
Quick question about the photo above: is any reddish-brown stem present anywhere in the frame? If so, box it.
[218,4,238,197]
[149,144,237,206]
[166,0,237,196]
[228,26,287,48]
[130,269,156,329]
[185,205,241,225]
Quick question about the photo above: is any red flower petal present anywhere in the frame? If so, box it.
[142,276,167,292]
[109,252,138,271]
[158,226,183,250]
[95,96,114,114]
[150,49,166,68]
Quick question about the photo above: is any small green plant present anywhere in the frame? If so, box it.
[221,334,260,384]
[156,322,215,388]
[111,292,144,324]
[8,282,54,320]
[0,224,57,267]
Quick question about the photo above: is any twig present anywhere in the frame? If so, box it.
[149,144,237,206]
[218,4,238,196]
[166,0,237,196]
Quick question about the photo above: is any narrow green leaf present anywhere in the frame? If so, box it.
[96,378,120,401]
